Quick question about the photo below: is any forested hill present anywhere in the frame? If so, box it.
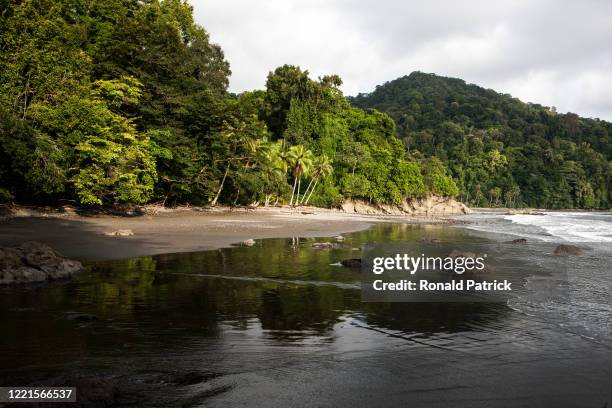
[350,72,611,209]
[0,1,457,209]
[1,2,609,210]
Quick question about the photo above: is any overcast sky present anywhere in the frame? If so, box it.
[192,0,612,120]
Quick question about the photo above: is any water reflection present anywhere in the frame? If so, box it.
[2,224,611,406]
[0,224,514,369]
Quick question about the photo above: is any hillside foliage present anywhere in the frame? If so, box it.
[2,2,606,209]
[1,1,450,208]
[351,72,611,209]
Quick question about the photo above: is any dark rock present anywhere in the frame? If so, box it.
[506,238,528,244]
[0,242,83,285]
[340,258,362,268]
[554,244,583,256]
[0,247,23,270]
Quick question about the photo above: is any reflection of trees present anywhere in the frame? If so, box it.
[81,224,509,340]
[3,224,512,358]
[257,286,347,339]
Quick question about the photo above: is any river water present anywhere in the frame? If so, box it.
[1,220,610,407]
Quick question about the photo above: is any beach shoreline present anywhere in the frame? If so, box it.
[0,205,463,261]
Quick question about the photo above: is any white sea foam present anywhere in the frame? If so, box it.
[504,212,612,243]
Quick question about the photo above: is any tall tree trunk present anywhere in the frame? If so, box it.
[296,177,302,206]
[290,176,298,206]
[305,178,319,205]
[299,178,315,205]
[233,187,240,206]
[211,162,230,206]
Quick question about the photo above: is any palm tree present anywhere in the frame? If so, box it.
[259,142,288,205]
[302,155,333,205]
[244,138,264,168]
[287,145,313,206]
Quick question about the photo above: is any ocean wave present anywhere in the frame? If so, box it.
[504,213,612,243]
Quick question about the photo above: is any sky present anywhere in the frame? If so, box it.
[192,0,612,120]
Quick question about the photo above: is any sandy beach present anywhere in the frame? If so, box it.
[0,206,453,261]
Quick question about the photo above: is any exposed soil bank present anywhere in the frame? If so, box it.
[341,196,470,216]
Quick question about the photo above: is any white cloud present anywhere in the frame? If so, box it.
[192,0,612,120]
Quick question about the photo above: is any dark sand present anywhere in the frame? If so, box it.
[0,206,444,261]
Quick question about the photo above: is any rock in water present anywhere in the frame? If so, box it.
[554,244,583,256]
[242,238,256,247]
[0,242,83,284]
[340,258,362,269]
[507,238,528,244]
[103,229,134,236]
[334,235,345,241]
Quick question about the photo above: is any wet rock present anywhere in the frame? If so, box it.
[242,238,256,247]
[103,229,134,236]
[340,258,362,269]
[0,247,26,270]
[507,238,528,244]
[554,244,583,256]
[334,235,345,241]
[0,242,83,285]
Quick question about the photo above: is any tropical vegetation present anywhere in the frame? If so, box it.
[1,1,608,209]
[351,72,611,209]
